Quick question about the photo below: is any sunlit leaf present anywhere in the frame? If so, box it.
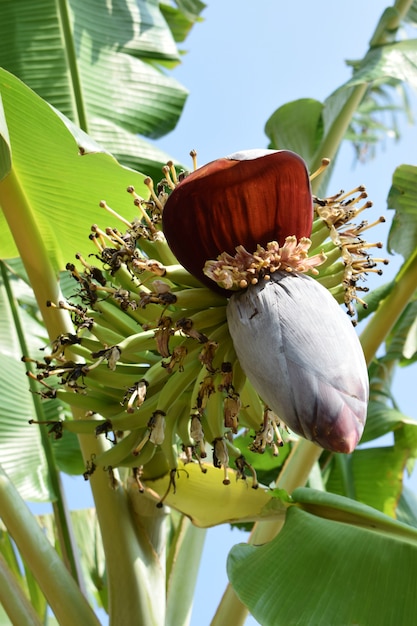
[144,461,281,528]
[347,39,417,91]
[0,68,148,268]
[326,445,408,517]
[0,94,11,181]
[265,98,324,166]
[397,484,417,528]
[228,488,417,626]
[386,299,417,363]
[357,279,395,322]
[361,400,417,443]
[388,163,417,259]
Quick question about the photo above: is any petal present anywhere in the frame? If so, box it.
[162,150,313,292]
[226,272,369,453]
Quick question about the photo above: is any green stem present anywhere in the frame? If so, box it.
[360,248,417,364]
[0,465,100,626]
[0,260,85,589]
[0,552,43,626]
[87,461,167,625]
[165,513,207,626]
[55,0,89,131]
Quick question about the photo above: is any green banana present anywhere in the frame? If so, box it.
[116,328,159,356]
[119,439,157,469]
[164,264,206,288]
[184,306,227,332]
[315,269,345,290]
[92,428,149,469]
[105,392,159,432]
[87,320,125,347]
[156,356,204,415]
[172,287,227,309]
[175,395,195,448]
[202,378,226,441]
[84,362,149,388]
[240,379,265,431]
[55,389,126,418]
[93,299,142,337]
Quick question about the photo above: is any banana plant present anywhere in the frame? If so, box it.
[1,2,417,626]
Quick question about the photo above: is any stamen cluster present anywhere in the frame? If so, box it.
[204,237,327,290]
[313,187,389,319]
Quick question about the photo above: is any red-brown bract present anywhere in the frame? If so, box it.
[162,149,313,293]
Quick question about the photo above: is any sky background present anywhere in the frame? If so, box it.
[33,2,417,625]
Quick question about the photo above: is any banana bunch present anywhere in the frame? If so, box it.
[29,153,388,495]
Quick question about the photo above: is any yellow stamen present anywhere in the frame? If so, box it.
[190,149,198,171]
[99,200,133,228]
[144,177,164,212]
[105,227,129,248]
[162,165,176,190]
[167,160,178,184]
[309,158,330,181]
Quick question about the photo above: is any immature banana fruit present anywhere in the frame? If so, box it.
[29,150,388,496]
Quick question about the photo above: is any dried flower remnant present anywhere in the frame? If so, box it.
[212,437,231,485]
[251,408,284,456]
[122,380,148,413]
[190,413,207,458]
[223,392,241,434]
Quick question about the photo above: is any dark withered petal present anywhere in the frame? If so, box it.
[162,149,313,293]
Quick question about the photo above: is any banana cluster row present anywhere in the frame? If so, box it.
[33,204,284,489]
[29,164,387,492]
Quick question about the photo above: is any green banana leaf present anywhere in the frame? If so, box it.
[388,164,417,259]
[325,445,409,517]
[228,488,417,626]
[0,67,148,267]
[0,0,205,179]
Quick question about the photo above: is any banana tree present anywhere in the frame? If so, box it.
[1,1,417,626]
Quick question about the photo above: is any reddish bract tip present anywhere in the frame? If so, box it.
[162,150,313,293]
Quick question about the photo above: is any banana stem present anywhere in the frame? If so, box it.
[0,465,100,626]
[0,552,43,626]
